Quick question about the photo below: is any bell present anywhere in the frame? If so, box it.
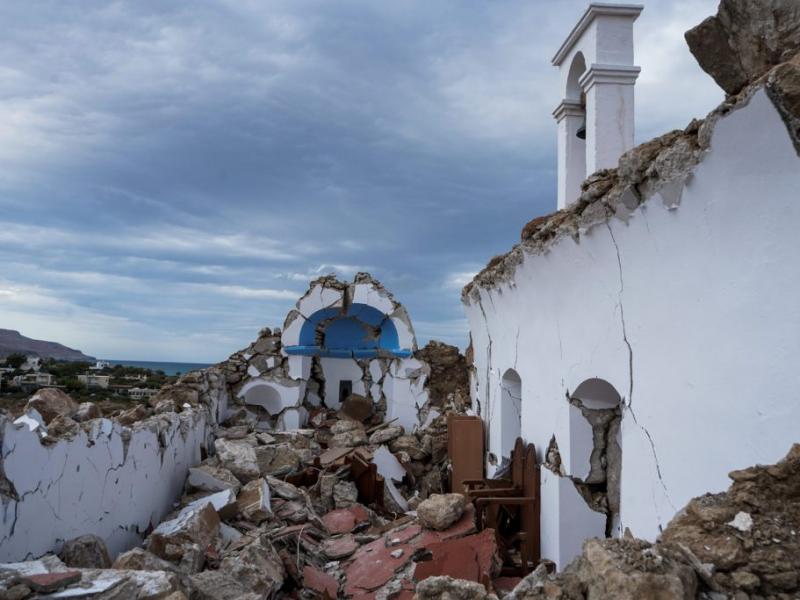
[576,115,586,140]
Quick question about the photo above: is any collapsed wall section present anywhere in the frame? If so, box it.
[223,273,443,433]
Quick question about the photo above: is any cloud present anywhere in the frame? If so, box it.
[0,0,724,361]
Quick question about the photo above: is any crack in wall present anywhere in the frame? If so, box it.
[606,222,675,521]
[475,295,493,418]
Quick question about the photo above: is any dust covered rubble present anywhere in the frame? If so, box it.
[504,443,800,600]
[0,299,478,597]
[0,403,492,599]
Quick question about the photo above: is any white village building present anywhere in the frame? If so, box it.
[463,3,800,568]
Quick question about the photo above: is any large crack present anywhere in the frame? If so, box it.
[606,222,675,521]
[475,295,494,419]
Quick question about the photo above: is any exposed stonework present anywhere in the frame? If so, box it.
[685,0,800,96]
[511,444,800,599]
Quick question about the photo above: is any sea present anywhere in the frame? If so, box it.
[104,360,213,376]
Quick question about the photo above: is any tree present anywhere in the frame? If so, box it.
[4,353,27,369]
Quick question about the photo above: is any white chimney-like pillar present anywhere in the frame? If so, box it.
[551,3,643,210]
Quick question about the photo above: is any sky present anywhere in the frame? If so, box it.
[0,0,722,363]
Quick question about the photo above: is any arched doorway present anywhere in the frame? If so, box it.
[500,368,522,461]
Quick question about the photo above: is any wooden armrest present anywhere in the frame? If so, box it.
[467,487,520,499]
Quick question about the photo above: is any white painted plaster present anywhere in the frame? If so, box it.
[352,283,395,315]
[287,355,311,380]
[0,411,210,561]
[465,88,800,567]
[297,284,344,319]
[277,406,308,430]
[281,311,305,347]
[319,358,366,410]
[239,378,304,415]
[552,4,641,209]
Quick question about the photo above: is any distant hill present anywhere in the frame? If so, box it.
[0,329,96,362]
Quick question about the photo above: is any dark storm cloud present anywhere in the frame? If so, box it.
[0,0,721,361]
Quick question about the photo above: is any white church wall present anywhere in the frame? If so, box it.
[465,88,800,567]
[0,410,211,562]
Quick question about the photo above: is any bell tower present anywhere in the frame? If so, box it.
[552,3,643,210]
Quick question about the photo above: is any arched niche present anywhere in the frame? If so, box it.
[242,382,284,415]
[500,368,523,461]
[572,377,621,410]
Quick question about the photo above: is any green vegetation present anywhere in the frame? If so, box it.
[0,358,178,402]
[4,353,26,369]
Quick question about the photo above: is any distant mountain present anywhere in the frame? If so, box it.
[0,329,96,362]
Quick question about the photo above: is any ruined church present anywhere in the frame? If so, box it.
[1,1,800,598]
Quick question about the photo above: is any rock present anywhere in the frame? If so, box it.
[25,388,78,424]
[317,472,338,510]
[390,435,429,460]
[146,502,220,569]
[369,425,404,445]
[330,421,368,447]
[236,478,272,522]
[321,534,359,560]
[46,414,80,438]
[187,464,242,494]
[117,404,150,426]
[333,481,359,509]
[3,584,31,600]
[577,538,697,600]
[112,547,179,573]
[415,340,470,411]
[188,569,260,600]
[215,438,260,482]
[413,575,490,600]
[180,488,238,520]
[339,394,374,422]
[417,493,466,531]
[154,398,177,414]
[219,537,285,598]
[254,444,300,476]
[684,0,800,95]
[58,534,111,569]
[727,511,753,532]
[73,402,101,422]
[330,420,361,434]
[265,476,301,500]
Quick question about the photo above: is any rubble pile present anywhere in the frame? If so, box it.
[506,443,800,600]
[0,410,502,599]
[0,315,479,598]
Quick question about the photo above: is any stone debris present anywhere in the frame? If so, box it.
[416,493,467,531]
[58,535,112,569]
[414,575,495,600]
[24,389,78,425]
[684,0,800,96]
[507,443,800,600]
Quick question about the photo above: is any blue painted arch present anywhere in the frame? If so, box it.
[285,303,410,358]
